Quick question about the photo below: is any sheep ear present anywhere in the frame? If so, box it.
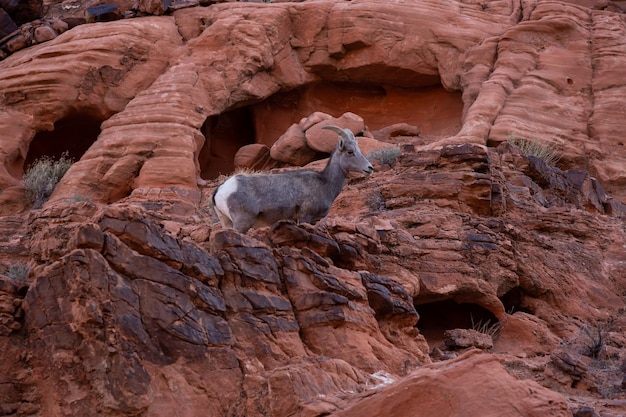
[338,136,345,151]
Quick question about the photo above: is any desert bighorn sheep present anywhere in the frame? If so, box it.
[212,125,374,233]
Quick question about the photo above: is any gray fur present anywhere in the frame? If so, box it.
[213,125,374,233]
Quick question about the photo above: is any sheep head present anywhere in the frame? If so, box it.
[322,125,374,175]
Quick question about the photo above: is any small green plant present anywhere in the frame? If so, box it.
[2,263,30,283]
[507,135,561,166]
[23,152,73,208]
[367,147,402,166]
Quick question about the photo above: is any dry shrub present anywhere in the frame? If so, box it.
[22,152,73,208]
[507,135,561,166]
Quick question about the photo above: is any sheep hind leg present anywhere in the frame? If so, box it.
[216,211,233,229]
[213,205,234,229]
[231,212,257,234]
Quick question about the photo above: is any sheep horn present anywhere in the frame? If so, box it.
[321,125,354,141]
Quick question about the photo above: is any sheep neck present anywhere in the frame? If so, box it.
[320,150,348,200]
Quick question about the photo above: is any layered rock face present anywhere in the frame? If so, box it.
[1,140,625,416]
[1,0,626,416]
[2,0,626,209]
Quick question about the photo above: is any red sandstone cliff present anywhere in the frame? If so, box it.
[1,1,626,416]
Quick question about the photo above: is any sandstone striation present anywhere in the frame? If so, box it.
[0,139,624,416]
[1,0,626,416]
[0,0,624,206]
[333,350,572,417]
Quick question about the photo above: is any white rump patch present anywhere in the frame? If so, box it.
[214,176,239,222]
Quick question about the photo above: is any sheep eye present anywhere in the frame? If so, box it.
[347,150,354,155]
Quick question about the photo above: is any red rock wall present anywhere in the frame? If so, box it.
[3,0,626,210]
[1,1,626,416]
[1,139,624,416]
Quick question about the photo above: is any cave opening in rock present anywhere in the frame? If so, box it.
[414,299,499,347]
[250,81,464,144]
[24,110,103,172]
[198,80,463,178]
[198,107,256,180]
[499,286,535,315]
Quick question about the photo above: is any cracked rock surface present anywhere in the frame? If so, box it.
[1,1,626,416]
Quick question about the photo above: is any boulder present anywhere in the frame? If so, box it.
[0,8,18,39]
[333,351,571,417]
[305,112,366,153]
[85,4,122,22]
[444,328,494,350]
[269,123,318,166]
